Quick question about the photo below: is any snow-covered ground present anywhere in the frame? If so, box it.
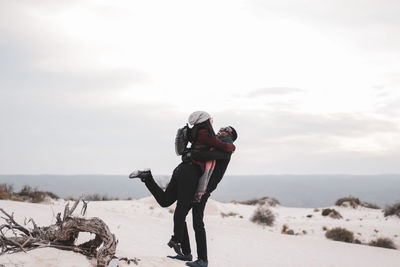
[0,198,399,267]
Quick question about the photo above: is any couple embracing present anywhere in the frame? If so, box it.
[129,111,237,267]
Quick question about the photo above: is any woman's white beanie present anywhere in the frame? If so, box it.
[188,111,211,125]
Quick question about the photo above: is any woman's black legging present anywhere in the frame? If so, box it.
[143,162,202,250]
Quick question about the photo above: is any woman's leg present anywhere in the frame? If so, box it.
[143,163,186,207]
[172,163,202,243]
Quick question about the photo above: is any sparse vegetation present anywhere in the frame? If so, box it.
[286,230,294,235]
[84,194,111,201]
[335,196,361,208]
[306,214,313,218]
[325,227,354,243]
[321,208,342,219]
[384,202,400,218]
[0,183,134,203]
[221,212,239,218]
[250,205,275,226]
[0,183,59,203]
[322,226,327,231]
[281,224,289,234]
[0,184,14,200]
[335,196,380,209]
[369,238,397,249]
[234,196,280,207]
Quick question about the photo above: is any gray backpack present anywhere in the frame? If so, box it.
[175,124,191,156]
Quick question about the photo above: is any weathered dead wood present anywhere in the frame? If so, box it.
[0,199,121,267]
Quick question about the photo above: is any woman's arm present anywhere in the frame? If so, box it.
[196,129,236,152]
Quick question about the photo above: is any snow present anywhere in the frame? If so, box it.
[0,198,399,267]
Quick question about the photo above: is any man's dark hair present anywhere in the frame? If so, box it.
[229,126,237,141]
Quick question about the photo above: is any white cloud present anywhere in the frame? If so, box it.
[1,0,400,174]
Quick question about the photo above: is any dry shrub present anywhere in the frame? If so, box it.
[369,238,397,249]
[335,196,361,208]
[18,185,59,203]
[325,227,354,243]
[0,184,14,200]
[281,224,289,234]
[85,194,111,201]
[336,196,380,209]
[286,230,294,235]
[235,196,280,207]
[221,212,239,218]
[250,205,275,226]
[321,208,342,219]
[384,202,400,218]
[281,225,294,235]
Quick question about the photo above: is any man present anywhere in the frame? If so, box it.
[130,126,237,267]
[182,126,237,267]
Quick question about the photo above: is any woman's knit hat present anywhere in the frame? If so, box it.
[188,111,212,125]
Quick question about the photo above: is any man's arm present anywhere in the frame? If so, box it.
[196,129,236,152]
[190,150,231,162]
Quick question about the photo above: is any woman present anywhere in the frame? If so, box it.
[129,111,235,257]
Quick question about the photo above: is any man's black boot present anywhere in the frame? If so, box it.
[167,236,183,256]
[167,253,193,261]
[129,169,152,182]
[186,259,208,267]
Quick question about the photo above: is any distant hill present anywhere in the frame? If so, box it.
[1,174,399,207]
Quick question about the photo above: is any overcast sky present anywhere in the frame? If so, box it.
[1,0,400,175]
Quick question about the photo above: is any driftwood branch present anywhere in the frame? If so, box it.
[0,200,121,267]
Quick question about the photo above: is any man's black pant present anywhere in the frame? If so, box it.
[143,162,202,250]
[186,192,210,261]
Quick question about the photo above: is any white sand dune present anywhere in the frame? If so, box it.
[0,198,399,267]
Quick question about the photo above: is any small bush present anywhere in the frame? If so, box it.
[235,196,280,207]
[325,227,354,243]
[322,208,332,216]
[221,212,239,218]
[321,208,342,219]
[384,202,400,218]
[250,205,275,226]
[85,194,102,201]
[335,196,360,208]
[286,230,294,235]
[0,183,14,194]
[17,185,59,203]
[0,183,14,200]
[281,224,289,234]
[369,238,397,249]
[281,225,294,235]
